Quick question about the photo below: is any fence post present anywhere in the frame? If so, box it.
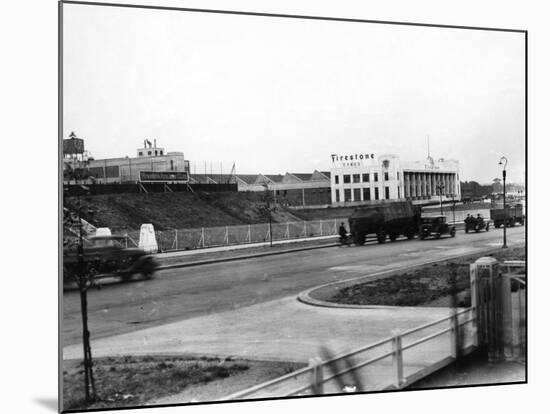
[125,234,128,249]
[392,330,404,388]
[225,226,229,245]
[303,221,307,238]
[175,229,178,250]
[308,357,324,395]
[247,224,251,243]
[201,227,205,248]
[286,222,290,239]
[334,219,337,234]
[320,219,323,236]
[450,310,460,359]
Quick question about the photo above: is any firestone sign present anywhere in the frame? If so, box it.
[331,153,375,162]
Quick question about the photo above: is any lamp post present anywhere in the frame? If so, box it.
[436,182,444,217]
[499,156,508,248]
[262,183,273,247]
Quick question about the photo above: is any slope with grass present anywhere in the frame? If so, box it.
[64,192,303,232]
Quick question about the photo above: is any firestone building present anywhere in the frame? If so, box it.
[330,152,460,206]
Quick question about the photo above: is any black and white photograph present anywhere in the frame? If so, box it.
[9,1,550,413]
[58,1,529,412]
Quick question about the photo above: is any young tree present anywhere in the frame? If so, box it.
[63,186,99,403]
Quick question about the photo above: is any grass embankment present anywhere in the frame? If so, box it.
[329,247,525,307]
[64,192,303,232]
[63,355,303,410]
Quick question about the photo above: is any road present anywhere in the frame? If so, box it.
[62,226,525,346]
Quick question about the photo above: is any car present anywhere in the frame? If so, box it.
[465,216,490,233]
[63,235,158,284]
[419,216,456,240]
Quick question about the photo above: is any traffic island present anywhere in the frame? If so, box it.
[299,246,525,309]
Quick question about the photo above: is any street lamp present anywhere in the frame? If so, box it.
[499,156,508,248]
[436,182,444,217]
[262,183,273,247]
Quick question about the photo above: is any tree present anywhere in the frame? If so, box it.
[63,186,99,403]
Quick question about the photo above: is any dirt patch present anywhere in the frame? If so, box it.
[327,247,525,307]
[62,355,304,411]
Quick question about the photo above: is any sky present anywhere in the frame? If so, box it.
[62,3,526,184]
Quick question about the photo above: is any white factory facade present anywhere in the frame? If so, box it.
[330,152,460,206]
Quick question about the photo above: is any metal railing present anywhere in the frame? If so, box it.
[122,219,347,252]
[223,307,477,400]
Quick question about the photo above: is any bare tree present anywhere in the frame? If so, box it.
[63,184,99,403]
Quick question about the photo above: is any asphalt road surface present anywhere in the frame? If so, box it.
[62,226,525,346]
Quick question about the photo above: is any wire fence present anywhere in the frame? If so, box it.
[123,218,347,252]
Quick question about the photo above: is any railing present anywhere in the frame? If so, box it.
[223,307,477,400]
[122,219,347,252]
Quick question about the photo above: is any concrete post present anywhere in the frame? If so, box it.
[308,357,324,395]
[471,257,500,360]
[500,274,514,360]
[392,329,404,387]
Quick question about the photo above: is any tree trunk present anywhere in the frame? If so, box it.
[79,282,96,402]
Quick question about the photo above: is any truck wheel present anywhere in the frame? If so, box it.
[405,229,415,239]
[450,228,456,237]
[465,228,469,233]
[435,233,441,239]
[377,231,386,243]
[389,233,397,242]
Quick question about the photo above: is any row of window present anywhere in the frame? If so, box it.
[334,171,398,185]
[334,186,392,202]
[138,150,164,156]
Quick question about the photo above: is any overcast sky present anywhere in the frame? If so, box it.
[62,3,525,184]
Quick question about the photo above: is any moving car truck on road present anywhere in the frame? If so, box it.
[349,201,421,244]
[490,203,524,228]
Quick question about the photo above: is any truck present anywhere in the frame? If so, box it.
[490,203,524,228]
[348,201,421,244]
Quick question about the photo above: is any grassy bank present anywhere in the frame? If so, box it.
[328,247,525,307]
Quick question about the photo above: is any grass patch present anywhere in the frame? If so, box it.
[62,355,250,410]
[329,247,525,307]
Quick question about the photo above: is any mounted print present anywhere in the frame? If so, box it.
[60,1,526,412]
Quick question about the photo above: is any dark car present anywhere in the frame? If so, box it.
[63,235,158,284]
[465,216,490,233]
[419,216,456,240]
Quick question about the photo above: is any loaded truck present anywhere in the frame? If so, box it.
[348,201,421,244]
[490,203,524,228]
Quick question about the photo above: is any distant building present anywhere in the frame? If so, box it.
[330,152,460,206]
[62,135,190,184]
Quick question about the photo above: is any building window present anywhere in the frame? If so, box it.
[353,188,361,201]
[335,175,339,185]
[160,150,163,155]
[362,173,369,182]
[170,160,174,171]
[343,175,351,184]
[155,150,158,156]
[352,174,360,183]
[363,188,371,201]
[138,151,143,156]
[148,151,152,155]
[374,188,379,200]
[385,186,390,199]
[335,189,340,202]
[384,172,389,181]
[344,189,352,202]
[397,171,400,180]
[398,187,401,199]
[374,173,378,182]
